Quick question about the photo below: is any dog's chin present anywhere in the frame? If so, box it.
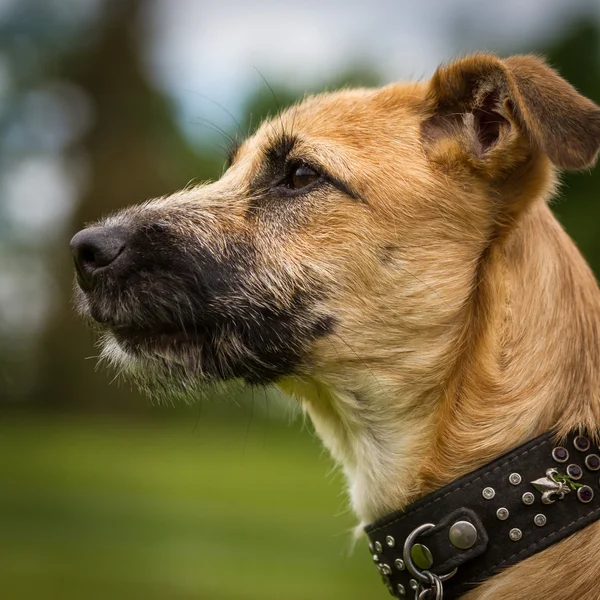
[97,328,222,402]
[95,316,298,401]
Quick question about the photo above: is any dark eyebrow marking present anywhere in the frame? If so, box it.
[226,131,296,169]
[263,132,297,165]
[261,133,365,202]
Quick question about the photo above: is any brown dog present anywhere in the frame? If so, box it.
[71,54,600,598]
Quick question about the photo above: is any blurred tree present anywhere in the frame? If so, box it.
[1,0,222,411]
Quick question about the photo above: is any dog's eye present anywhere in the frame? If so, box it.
[289,164,320,190]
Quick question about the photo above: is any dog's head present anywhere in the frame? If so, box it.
[72,54,600,408]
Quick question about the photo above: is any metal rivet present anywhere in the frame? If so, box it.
[449,520,478,549]
[509,473,522,485]
[552,446,569,463]
[574,435,590,452]
[566,463,583,480]
[411,543,434,569]
[409,579,418,590]
[509,528,522,541]
[381,563,392,576]
[496,507,509,521]
[585,454,600,471]
[374,541,383,553]
[534,513,547,527]
[482,487,495,500]
[577,485,594,503]
[372,554,379,563]
[394,558,405,571]
[397,583,406,596]
[522,491,535,505]
[368,541,374,553]
[385,535,395,548]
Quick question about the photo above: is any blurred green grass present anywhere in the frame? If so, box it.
[0,413,380,600]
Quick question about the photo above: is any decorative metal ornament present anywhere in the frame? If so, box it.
[381,563,392,576]
[374,541,383,553]
[411,543,434,570]
[566,464,583,480]
[409,579,418,590]
[496,507,509,521]
[574,435,590,452]
[531,468,580,504]
[509,473,522,485]
[448,520,478,549]
[509,528,523,541]
[552,447,569,463]
[534,514,547,527]
[522,491,535,505]
[585,454,600,471]
[394,558,405,571]
[385,535,395,548]
[396,583,406,596]
[577,485,594,503]
[482,487,495,500]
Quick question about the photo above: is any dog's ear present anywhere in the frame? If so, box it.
[423,54,600,172]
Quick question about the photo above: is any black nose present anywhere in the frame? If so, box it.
[70,226,128,290]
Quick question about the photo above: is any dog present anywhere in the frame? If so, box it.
[71,54,600,598]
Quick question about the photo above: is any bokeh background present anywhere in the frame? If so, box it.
[1,1,600,598]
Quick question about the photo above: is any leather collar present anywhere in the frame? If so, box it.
[364,430,600,598]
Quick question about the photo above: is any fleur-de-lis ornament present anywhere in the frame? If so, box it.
[531,468,580,504]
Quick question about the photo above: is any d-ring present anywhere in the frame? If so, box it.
[403,523,458,584]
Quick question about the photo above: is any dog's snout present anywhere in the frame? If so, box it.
[70,226,128,290]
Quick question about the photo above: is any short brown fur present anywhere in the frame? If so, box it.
[76,54,600,599]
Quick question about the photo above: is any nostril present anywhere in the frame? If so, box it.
[78,245,98,267]
[70,226,128,289]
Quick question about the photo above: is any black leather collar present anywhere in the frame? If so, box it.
[364,430,600,598]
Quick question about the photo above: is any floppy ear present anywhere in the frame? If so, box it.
[423,53,600,171]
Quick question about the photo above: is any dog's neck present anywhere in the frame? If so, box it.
[282,201,600,524]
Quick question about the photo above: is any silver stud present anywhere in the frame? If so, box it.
[411,543,434,569]
[397,583,406,596]
[385,535,395,548]
[482,486,495,500]
[534,513,547,527]
[372,554,379,563]
[522,492,535,505]
[448,520,478,549]
[552,446,569,463]
[394,558,405,571]
[374,541,383,553]
[585,454,600,471]
[574,435,590,452]
[509,473,522,485]
[509,528,522,541]
[381,563,392,576]
[496,507,509,521]
[566,464,583,480]
[409,579,418,590]
[368,541,374,553]
[577,485,594,503]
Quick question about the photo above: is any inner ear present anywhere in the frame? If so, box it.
[472,92,510,157]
